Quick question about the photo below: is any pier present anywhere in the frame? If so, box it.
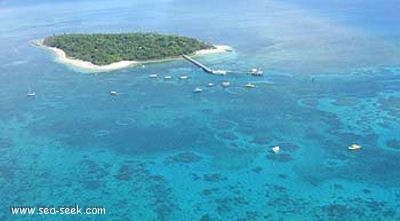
[182,55,214,73]
[182,54,263,76]
[182,55,228,75]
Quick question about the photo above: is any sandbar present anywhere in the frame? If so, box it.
[32,40,231,72]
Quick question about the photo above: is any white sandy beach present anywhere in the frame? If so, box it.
[50,46,138,72]
[195,45,232,55]
[33,40,231,72]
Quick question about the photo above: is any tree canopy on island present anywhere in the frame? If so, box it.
[43,33,215,65]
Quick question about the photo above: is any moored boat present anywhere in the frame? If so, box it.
[192,87,203,93]
[27,87,36,97]
[271,146,280,153]
[348,144,362,151]
[249,68,263,76]
[26,91,36,97]
[221,81,231,87]
[244,82,256,88]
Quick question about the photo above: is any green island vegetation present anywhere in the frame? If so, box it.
[43,33,215,65]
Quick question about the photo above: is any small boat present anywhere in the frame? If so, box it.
[149,74,158,78]
[207,83,214,87]
[26,91,36,97]
[110,91,118,96]
[348,144,362,151]
[192,87,203,93]
[245,83,256,88]
[271,146,280,153]
[164,76,172,80]
[27,87,36,97]
[249,68,263,76]
[179,75,189,80]
[221,81,231,87]
[212,70,227,75]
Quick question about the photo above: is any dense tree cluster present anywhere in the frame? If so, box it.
[43,33,215,65]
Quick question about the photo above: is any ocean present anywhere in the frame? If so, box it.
[1,0,400,220]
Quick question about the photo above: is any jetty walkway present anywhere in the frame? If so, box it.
[182,54,263,76]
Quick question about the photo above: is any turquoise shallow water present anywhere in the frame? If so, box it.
[1,0,400,220]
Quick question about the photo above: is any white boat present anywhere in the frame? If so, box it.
[164,76,172,80]
[212,70,227,75]
[192,87,203,93]
[149,74,158,78]
[221,81,231,87]
[207,83,214,87]
[244,83,256,88]
[110,91,118,95]
[348,144,362,151]
[249,68,263,76]
[271,146,280,153]
[26,91,36,97]
[27,88,36,97]
[179,75,189,80]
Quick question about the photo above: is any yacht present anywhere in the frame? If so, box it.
[164,76,172,80]
[348,144,362,151]
[271,146,280,154]
[244,83,256,88]
[192,87,203,93]
[249,68,263,76]
[221,81,231,87]
[27,88,36,97]
[110,91,118,96]
[26,91,36,97]
[207,83,214,87]
[179,75,189,80]
[149,74,158,78]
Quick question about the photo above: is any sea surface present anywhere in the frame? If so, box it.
[1,0,400,220]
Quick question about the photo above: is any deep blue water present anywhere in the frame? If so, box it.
[1,0,400,220]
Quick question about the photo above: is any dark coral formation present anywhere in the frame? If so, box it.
[77,159,109,189]
[277,142,300,152]
[0,138,14,149]
[332,97,358,106]
[147,181,177,221]
[250,135,271,145]
[209,119,237,130]
[164,152,203,164]
[202,188,219,196]
[379,96,400,118]
[251,166,263,174]
[215,196,249,215]
[386,139,400,149]
[299,98,319,107]
[216,132,238,141]
[115,164,131,181]
[200,214,211,221]
[266,153,293,162]
[114,161,178,220]
[278,174,288,179]
[313,200,397,221]
[203,173,226,182]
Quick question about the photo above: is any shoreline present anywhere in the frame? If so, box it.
[32,40,232,72]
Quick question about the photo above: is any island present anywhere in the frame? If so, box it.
[35,33,231,72]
